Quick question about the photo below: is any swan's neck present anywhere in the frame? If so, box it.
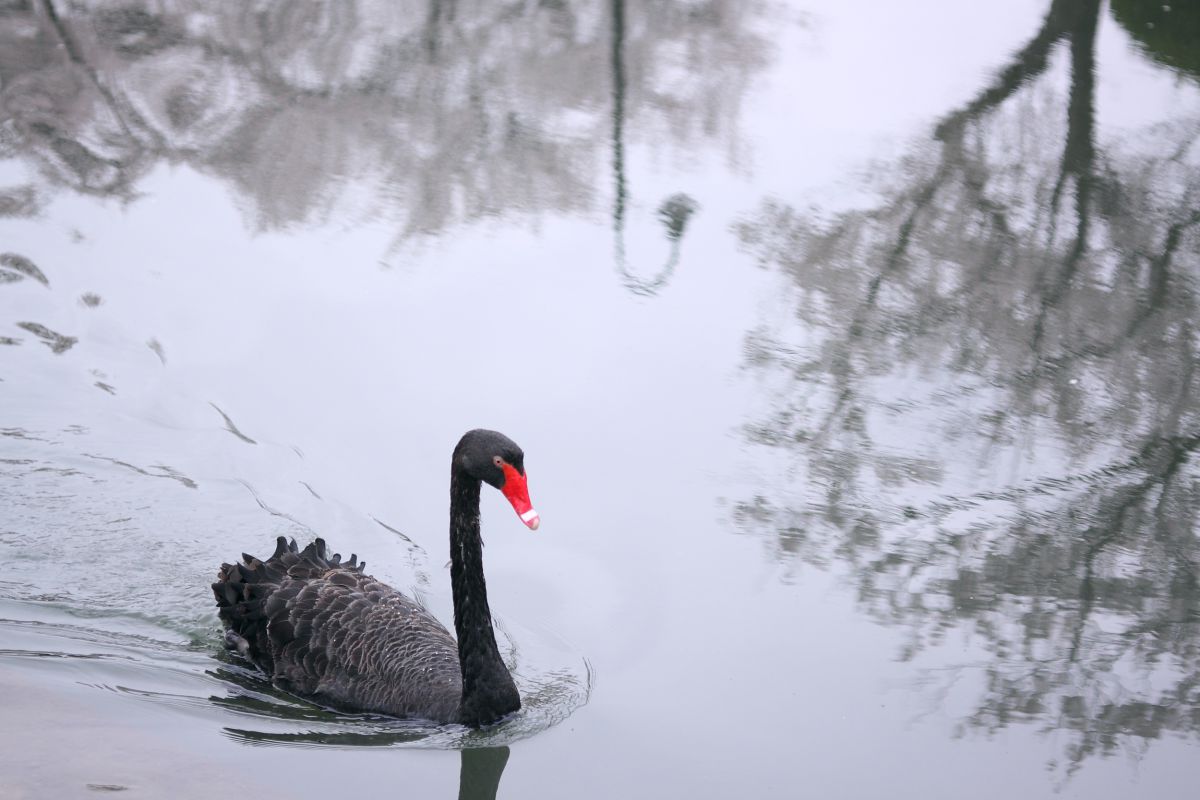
[449,470,520,725]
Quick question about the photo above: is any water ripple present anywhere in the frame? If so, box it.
[0,599,591,750]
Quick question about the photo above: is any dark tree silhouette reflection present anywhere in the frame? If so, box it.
[610,0,702,296]
[735,0,1200,776]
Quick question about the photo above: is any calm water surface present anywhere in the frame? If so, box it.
[2,1,1199,797]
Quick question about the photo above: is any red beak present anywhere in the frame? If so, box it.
[499,463,539,530]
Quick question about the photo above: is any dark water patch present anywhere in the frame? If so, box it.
[222,726,433,747]
[372,515,418,547]
[0,648,123,661]
[1,253,48,285]
[16,322,76,353]
[210,403,257,444]
[92,6,183,57]
[0,428,53,442]
[82,453,198,489]
[238,481,313,534]
[0,187,40,217]
[31,465,83,477]
[1111,0,1200,80]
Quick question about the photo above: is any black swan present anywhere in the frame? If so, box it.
[212,429,539,727]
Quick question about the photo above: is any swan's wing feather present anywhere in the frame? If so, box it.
[215,537,463,721]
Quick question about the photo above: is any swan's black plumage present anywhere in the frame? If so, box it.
[212,429,530,727]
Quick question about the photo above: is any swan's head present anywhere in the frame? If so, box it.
[454,429,539,530]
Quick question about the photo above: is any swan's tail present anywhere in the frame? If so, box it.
[213,536,368,674]
[212,536,290,674]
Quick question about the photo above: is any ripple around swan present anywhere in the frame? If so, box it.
[0,598,592,750]
[211,652,594,749]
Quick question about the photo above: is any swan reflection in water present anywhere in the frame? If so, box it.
[456,747,510,800]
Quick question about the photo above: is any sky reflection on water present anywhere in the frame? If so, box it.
[2,1,1199,797]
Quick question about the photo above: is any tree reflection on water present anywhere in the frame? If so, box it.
[0,0,763,255]
[735,0,1200,775]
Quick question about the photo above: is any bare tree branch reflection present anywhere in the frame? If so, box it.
[735,0,1200,775]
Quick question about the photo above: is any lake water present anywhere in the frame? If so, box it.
[2,1,1199,797]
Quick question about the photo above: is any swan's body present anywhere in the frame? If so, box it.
[212,429,538,727]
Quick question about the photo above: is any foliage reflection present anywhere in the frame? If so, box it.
[735,0,1200,775]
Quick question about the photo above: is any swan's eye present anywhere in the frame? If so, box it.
[492,455,504,467]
